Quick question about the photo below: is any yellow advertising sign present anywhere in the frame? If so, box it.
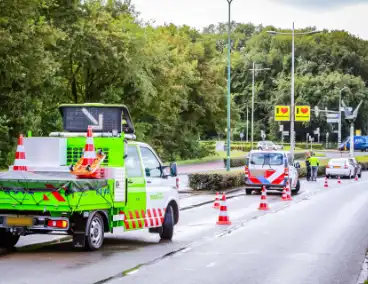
[356,129,361,136]
[295,105,310,122]
[274,105,290,121]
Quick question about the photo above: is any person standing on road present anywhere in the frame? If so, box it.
[309,153,320,181]
[305,153,311,181]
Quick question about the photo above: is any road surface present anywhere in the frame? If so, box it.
[1,176,368,284]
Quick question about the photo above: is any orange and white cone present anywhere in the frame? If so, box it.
[213,192,221,209]
[355,174,358,181]
[258,185,270,210]
[13,134,28,171]
[285,180,292,201]
[82,126,97,167]
[337,176,341,184]
[324,177,329,188]
[281,185,288,201]
[216,193,232,225]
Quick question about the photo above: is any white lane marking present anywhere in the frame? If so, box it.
[206,262,216,267]
[181,247,192,253]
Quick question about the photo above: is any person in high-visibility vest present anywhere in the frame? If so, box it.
[309,153,320,182]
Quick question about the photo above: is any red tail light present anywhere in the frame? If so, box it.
[327,165,330,168]
[47,219,68,229]
[344,164,348,169]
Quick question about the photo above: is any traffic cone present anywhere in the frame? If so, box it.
[213,192,221,209]
[216,193,232,225]
[337,176,341,184]
[258,186,270,210]
[81,126,97,167]
[285,180,292,201]
[281,185,288,201]
[355,174,358,181]
[13,134,28,171]
[324,177,329,188]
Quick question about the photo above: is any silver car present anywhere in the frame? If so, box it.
[257,141,283,151]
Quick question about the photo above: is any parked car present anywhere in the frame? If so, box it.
[257,141,283,151]
[326,157,362,179]
[244,150,300,195]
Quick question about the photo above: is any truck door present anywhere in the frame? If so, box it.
[139,146,168,226]
[124,145,146,230]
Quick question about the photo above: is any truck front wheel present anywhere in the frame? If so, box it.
[85,213,104,251]
[0,229,20,249]
[160,205,174,241]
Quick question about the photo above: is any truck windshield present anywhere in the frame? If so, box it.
[250,153,283,166]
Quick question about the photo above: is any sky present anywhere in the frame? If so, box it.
[132,0,368,40]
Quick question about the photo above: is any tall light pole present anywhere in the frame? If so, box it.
[336,86,349,146]
[249,63,271,150]
[267,23,321,161]
[225,0,233,171]
[246,105,249,143]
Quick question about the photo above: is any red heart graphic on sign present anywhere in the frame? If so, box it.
[301,107,308,114]
[281,108,288,114]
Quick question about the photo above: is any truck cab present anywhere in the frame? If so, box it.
[0,103,179,251]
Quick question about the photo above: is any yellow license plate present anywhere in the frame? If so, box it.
[334,166,341,168]
[6,216,33,227]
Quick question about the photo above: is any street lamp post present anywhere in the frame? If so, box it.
[267,24,320,161]
[246,105,249,143]
[226,0,233,171]
[249,63,271,150]
[337,86,349,146]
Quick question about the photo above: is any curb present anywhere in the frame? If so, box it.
[180,188,244,211]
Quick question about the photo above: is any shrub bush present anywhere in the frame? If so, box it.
[223,157,246,168]
[189,172,244,191]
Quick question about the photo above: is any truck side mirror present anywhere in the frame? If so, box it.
[294,162,300,169]
[170,162,178,177]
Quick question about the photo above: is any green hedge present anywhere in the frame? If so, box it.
[223,157,246,168]
[189,172,244,191]
[188,162,368,191]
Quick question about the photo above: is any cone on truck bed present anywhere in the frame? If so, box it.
[13,134,28,171]
[70,126,106,179]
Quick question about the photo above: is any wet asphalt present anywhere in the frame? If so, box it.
[1,176,368,284]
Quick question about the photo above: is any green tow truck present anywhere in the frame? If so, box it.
[0,104,180,250]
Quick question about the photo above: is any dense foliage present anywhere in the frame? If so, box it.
[0,0,367,166]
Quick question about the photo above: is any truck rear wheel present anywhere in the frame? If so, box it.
[160,205,174,241]
[0,229,20,248]
[85,213,104,251]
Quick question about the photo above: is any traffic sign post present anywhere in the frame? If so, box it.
[295,105,310,122]
[314,128,320,143]
[240,132,244,141]
[261,130,266,141]
[326,132,329,149]
[275,106,290,121]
